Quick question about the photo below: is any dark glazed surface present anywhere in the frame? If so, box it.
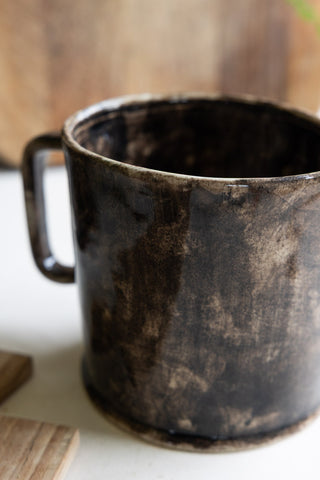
[74,99,320,178]
[61,97,320,446]
[22,133,75,283]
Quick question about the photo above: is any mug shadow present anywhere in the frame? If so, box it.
[0,339,137,448]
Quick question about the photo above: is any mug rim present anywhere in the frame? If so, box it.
[62,92,320,185]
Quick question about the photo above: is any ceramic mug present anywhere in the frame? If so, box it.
[22,94,320,451]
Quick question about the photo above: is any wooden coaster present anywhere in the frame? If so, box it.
[0,350,33,403]
[0,415,79,479]
[0,350,79,478]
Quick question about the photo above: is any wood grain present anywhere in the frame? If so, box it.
[219,0,289,99]
[0,351,33,403]
[0,415,79,479]
[1,0,320,165]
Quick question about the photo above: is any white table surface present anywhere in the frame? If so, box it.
[1,167,320,479]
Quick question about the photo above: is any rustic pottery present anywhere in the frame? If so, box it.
[22,94,320,451]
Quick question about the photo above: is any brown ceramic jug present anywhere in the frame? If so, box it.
[22,94,320,451]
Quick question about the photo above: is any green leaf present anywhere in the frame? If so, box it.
[285,0,320,35]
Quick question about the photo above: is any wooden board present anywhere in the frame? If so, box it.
[0,415,79,479]
[0,351,33,403]
[2,0,320,166]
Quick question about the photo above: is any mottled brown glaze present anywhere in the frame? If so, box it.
[82,363,320,452]
[23,94,320,450]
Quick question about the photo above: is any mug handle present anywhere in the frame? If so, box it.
[22,132,75,283]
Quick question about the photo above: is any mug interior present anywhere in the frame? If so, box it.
[72,98,320,178]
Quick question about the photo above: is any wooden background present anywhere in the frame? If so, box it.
[1,0,320,165]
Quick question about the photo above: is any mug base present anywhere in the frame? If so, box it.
[82,359,320,453]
